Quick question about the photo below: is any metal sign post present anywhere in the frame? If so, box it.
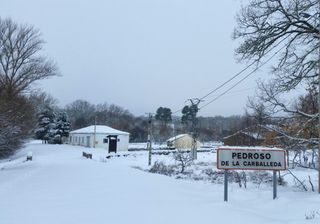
[217,147,286,201]
[273,171,277,200]
[224,170,228,202]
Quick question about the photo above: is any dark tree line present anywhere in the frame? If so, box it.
[64,100,148,142]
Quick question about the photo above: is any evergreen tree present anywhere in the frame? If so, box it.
[51,111,71,144]
[181,105,198,130]
[155,107,172,125]
[35,107,55,143]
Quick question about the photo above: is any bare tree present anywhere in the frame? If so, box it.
[65,100,96,129]
[234,0,320,152]
[0,17,58,97]
[234,0,319,92]
[0,18,58,158]
[28,90,59,113]
[173,150,193,173]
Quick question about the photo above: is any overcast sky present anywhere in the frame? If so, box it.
[1,0,275,117]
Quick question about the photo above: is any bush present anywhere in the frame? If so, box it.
[249,171,273,186]
[149,161,176,176]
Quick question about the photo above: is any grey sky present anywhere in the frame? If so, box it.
[1,0,270,117]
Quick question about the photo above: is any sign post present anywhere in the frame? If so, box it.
[273,171,277,199]
[217,147,286,201]
[224,170,228,202]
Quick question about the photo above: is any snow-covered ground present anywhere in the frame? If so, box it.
[0,141,320,224]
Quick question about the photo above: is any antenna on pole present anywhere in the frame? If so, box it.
[186,98,203,160]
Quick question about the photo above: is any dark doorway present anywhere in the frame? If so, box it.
[107,135,118,153]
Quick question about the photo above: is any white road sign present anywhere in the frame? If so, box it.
[217,147,286,170]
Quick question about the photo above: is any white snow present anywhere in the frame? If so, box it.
[167,134,188,142]
[0,141,319,224]
[70,125,129,135]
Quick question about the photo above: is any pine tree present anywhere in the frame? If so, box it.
[51,111,71,144]
[35,107,55,143]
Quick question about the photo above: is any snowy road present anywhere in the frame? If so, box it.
[0,141,319,224]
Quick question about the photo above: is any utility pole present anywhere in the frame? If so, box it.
[187,98,203,160]
[318,0,320,194]
[93,116,97,148]
[147,113,153,166]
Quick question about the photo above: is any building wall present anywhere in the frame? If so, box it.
[68,133,129,152]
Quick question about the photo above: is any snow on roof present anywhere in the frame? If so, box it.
[242,131,264,140]
[218,146,284,151]
[167,134,189,142]
[70,125,129,135]
[223,130,264,140]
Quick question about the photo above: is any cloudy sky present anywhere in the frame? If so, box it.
[1,0,273,117]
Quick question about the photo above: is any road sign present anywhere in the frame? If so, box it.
[217,147,286,171]
[217,147,286,201]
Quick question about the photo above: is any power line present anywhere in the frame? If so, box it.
[199,43,288,110]
[203,87,253,99]
[172,35,291,115]
[199,36,290,101]
[171,10,317,115]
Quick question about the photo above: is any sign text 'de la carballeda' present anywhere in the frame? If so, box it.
[217,148,286,170]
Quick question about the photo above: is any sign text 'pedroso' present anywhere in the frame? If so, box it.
[217,148,286,170]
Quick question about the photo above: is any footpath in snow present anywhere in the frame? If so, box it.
[0,141,319,224]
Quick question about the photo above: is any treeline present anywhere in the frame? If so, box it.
[58,99,247,143]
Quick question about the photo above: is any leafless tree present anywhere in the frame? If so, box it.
[234,0,320,171]
[28,90,59,113]
[173,150,193,173]
[234,0,319,92]
[0,18,58,158]
[0,17,58,97]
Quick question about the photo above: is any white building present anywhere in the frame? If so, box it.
[68,125,129,153]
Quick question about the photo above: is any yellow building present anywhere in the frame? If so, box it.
[167,134,202,149]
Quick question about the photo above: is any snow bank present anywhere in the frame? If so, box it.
[0,141,319,224]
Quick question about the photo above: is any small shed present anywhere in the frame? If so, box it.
[167,134,202,149]
[68,125,129,153]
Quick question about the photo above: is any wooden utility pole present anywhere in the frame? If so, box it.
[147,113,153,166]
[187,98,203,160]
[93,116,97,148]
[318,0,320,193]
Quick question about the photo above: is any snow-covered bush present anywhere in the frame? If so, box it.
[149,161,176,176]
[202,168,224,183]
[305,211,319,220]
[248,171,273,186]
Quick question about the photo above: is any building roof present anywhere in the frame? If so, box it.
[167,134,190,142]
[70,125,129,135]
[218,146,284,151]
[224,127,265,140]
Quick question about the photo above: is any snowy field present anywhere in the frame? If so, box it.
[1,141,320,224]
